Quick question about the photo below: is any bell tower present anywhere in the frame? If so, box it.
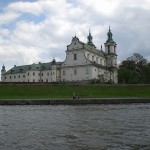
[104,27,118,83]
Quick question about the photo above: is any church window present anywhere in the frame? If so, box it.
[92,56,94,61]
[74,69,77,75]
[86,68,89,74]
[74,54,77,60]
[87,53,90,59]
[104,60,106,66]
[108,46,110,53]
[96,57,98,63]
[100,59,102,65]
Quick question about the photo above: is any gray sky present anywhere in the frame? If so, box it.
[0,0,150,71]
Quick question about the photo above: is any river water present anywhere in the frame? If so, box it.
[0,104,150,150]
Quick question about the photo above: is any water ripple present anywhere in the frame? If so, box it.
[0,104,150,150]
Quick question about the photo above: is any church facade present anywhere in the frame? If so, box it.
[1,27,118,83]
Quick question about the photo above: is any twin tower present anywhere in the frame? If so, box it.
[87,26,117,68]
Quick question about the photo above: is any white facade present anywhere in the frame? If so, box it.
[1,28,118,83]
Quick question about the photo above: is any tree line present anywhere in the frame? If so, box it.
[118,53,150,84]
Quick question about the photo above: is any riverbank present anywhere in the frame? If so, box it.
[0,98,150,105]
[0,84,150,98]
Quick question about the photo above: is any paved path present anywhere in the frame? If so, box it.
[0,98,150,105]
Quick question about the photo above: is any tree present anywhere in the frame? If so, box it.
[140,63,150,83]
[118,67,130,83]
[118,53,149,84]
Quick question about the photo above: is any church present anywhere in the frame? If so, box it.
[1,27,118,83]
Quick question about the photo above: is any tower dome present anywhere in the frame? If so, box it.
[87,30,96,48]
[106,26,115,43]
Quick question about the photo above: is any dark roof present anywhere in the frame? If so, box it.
[5,61,62,74]
[84,44,106,57]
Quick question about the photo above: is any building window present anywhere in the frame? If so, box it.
[33,72,35,76]
[53,72,55,75]
[74,69,77,75]
[47,72,49,76]
[87,53,90,59]
[41,73,43,76]
[38,73,40,76]
[33,79,35,82]
[14,76,16,79]
[92,56,94,62]
[74,54,77,60]
[63,70,65,75]
[5,77,6,79]
[23,75,25,78]
[104,60,106,66]
[46,79,48,82]
[86,68,89,74]
[96,57,98,63]
[108,45,110,53]
[18,75,20,78]
[10,76,11,79]
[28,73,29,76]
[100,59,102,65]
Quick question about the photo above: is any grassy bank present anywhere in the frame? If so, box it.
[0,84,150,99]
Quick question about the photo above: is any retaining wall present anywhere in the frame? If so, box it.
[0,98,150,105]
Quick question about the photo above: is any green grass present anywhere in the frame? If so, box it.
[0,84,150,99]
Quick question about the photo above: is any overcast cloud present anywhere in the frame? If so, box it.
[0,0,150,72]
